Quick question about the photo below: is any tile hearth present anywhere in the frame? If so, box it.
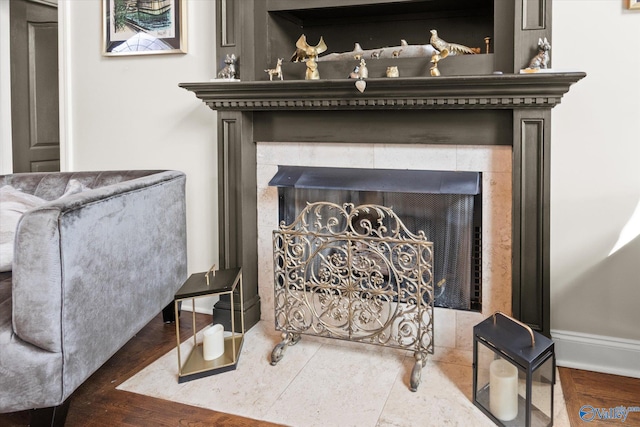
[118,321,569,427]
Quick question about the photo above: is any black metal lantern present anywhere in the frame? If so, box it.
[473,312,555,427]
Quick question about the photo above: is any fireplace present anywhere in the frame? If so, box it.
[257,142,511,352]
[268,166,483,311]
[180,0,585,340]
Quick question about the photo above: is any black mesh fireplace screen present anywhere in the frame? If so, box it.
[270,166,482,311]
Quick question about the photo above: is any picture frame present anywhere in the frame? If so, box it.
[629,0,640,9]
[102,0,187,56]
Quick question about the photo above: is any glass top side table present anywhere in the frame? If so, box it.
[174,266,244,383]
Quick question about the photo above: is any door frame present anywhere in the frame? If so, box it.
[0,1,13,174]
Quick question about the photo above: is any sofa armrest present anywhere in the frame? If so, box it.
[11,170,186,394]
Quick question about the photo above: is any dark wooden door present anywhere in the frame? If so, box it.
[10,0,59,173]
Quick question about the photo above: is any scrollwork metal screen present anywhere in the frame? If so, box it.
[273,202,434,356]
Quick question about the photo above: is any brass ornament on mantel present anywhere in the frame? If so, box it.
[429,29,479,55]
[429,49,449,77]
[291,34,327,80]
[305,57,320,80]
[349,58,368,92]
[428,29,478,77]
[264,58,283,81]
[291,34,327,63]
[386,66,399,78]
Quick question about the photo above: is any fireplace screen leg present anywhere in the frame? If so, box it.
[410,351,426,392]
[271,332,301,365]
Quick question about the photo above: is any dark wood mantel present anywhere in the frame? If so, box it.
[180,72,585,111]
[181,71,585,338]
[183,0,585,337]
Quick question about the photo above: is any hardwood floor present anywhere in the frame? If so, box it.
[559,367,640,426]
[0,312,281,427]
[1,313,639,426]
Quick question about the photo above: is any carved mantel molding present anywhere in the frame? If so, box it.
[180,72,585,111]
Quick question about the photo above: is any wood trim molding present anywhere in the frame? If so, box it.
[180,73,585,112]
[513,112,551,335]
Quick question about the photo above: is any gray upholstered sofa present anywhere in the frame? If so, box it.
[0,170,187,425]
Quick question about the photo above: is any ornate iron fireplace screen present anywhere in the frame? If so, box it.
[271,201,434,391]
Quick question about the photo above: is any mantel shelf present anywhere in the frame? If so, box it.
[180,72,585,111]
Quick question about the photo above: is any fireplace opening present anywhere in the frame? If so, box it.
[269,166,482,311]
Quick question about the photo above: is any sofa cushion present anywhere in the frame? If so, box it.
[0,181,89,272]
[0,186,46,272]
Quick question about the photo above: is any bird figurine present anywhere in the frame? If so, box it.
[290,34,327,62]
[429,29,477,55]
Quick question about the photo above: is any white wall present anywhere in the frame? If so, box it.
[59,0,219,311]
[551,0,640,376]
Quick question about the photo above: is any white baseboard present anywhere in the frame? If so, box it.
[551,329,640,379]
[180,295,218,315]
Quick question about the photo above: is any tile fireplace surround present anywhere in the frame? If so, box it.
[256,142,512,353]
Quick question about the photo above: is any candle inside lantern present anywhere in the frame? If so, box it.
[203,324,225,361]
[489,358,519,421]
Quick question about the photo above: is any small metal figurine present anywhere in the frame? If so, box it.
[484,37,491,54]
[264,58,283,81]
[291,34,326,80]
[386,65,399,78]
[429,49,448,77]
[290,34,327,63]
[216,53,237,80]
[527,37,551,70]
[349,58,369,79]
[429,29,478,55]
[351,59,368,92]
[357,58,368,79]
[348,62,361,79]
[353,42,364,61]
[428,29,479,77]
[305,57,320,80]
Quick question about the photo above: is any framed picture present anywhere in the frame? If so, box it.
[102,0,186,56]
[629,0,640,9]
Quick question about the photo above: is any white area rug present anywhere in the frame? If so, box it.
[118,321,570,427]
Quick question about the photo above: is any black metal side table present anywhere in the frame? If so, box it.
[174,266,244,383]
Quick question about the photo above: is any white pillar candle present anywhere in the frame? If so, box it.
[203,324,225,361]
[489,358,519,421]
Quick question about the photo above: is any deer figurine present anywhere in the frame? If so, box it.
[264,58,283,81]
